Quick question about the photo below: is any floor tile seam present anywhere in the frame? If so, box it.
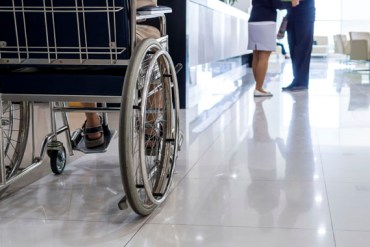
[195,123,248,157]
[209,89,250,131]
[189,104,240,143]
[0,216,52,222]
[323,180,370,185]
[22,184,122,190]
[1,188,75,216]
[142,222,335,232]
[333,229,370,233]
[175,139,218,183]
[0,216,117,223]
[182,176,327,184]
[175,136,244,180]
[174,92,251,191]
[317,127,370,131]
[309,93,345,98]
[316,139,337,247]
[25,173,123,186]
[45,174,123,181]
[189,92,251,165]
[188,78,250,135]
[125,211,155,247]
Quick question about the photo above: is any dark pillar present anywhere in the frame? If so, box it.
[159,1,187,108]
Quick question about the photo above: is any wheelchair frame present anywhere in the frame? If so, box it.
[0,0,182,216]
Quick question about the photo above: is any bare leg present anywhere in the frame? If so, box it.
[253,50,272,93]
[82,103,102,140]
[252,50,258,82]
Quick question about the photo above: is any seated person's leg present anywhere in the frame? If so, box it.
[135,0,161,41]
[77,3,161,149]
[136,24,161,41]
[137,0,157,9]
[81,102,104,148]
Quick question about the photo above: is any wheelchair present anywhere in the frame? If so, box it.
[0,0,182,216]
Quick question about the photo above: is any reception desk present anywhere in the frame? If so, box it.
[161,0,249,108]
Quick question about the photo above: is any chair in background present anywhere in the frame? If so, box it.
[311,36,329,57]
[349,31,370,61]
[333,34,350,57]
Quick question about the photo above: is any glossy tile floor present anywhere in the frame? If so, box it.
[2,56,370,246]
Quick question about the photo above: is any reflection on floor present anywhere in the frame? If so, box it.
[2,56,370,246]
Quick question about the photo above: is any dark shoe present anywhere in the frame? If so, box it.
[282,85,308,92]
[289,86,308,91]
[282,85,295,91]
[82,118,104,149]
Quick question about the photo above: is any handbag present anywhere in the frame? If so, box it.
[277,15,288,40]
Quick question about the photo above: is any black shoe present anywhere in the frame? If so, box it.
[289,86,308,91]
[282,85,295,91]
[282,85,308,92]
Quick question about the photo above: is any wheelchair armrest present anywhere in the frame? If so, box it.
[137,5,172,15]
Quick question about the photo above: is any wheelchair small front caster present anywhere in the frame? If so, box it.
[47,141,67,175]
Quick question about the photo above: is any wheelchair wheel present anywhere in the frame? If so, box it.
[48,145,67,175]
[119,38,180,216]
[2,101,30,179]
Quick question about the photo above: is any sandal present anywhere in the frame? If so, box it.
[82,118,104,149]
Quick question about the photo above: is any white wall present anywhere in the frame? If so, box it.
[188,0,249,67]
[232,0,251,13]
[315,0,370,38]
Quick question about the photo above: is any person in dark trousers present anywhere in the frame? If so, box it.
[282,0,316,92]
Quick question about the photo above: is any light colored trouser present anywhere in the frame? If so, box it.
[137,0,157,9]
[136,25,160,41]
[136,0,160,41]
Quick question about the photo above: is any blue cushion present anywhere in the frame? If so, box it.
[0,67,125,96]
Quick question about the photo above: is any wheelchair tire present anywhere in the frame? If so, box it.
[119,38,180,216]
[48,146,67,175]
[2,101,30,179]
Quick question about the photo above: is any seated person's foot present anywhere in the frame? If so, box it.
[82,116,104,148]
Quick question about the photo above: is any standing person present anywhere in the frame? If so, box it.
[248,0,299,97]
[282,0,316,91]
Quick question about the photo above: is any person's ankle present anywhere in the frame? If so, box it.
[87,132,102,139]
[255,88,267,93]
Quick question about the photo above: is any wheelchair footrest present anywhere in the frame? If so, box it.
[74,129,117,154]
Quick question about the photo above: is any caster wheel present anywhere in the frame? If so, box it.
[48,146,67,175]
